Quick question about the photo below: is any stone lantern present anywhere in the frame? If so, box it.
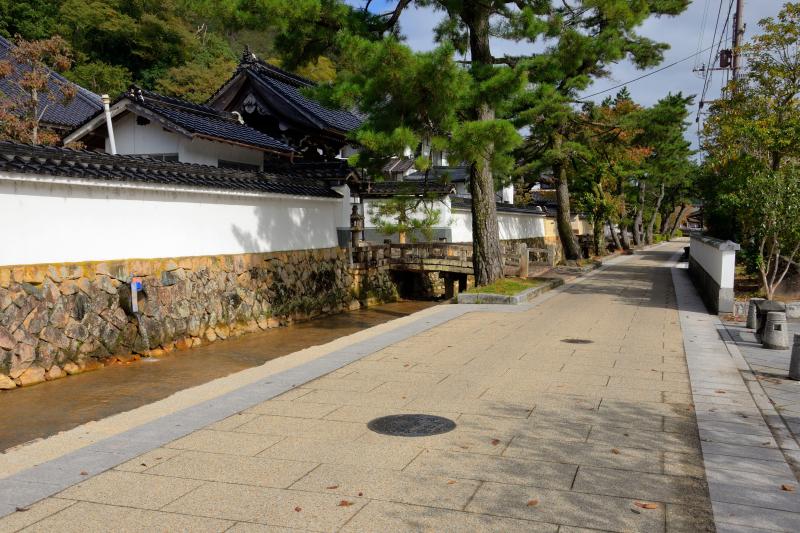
[350,205,364,249]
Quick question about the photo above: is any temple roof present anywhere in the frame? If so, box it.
[65,87,293,154]
[207,50,362,137]
[0,36,102,128]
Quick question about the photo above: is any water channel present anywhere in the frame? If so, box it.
[0,300,437,451]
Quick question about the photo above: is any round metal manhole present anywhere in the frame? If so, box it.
[561,338,594,344]
[367,414,456,437]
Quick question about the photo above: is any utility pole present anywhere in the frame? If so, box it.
[732,0,745,80]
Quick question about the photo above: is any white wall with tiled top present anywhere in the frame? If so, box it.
[0,176,340,266]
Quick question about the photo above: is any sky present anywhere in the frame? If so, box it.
[347,1,788,148]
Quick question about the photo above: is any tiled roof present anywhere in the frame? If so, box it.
[382,158,415,173]
[209,52,363,135]
[450,196,548,215]
[278,160,360,182]
[117,88,293,153]
[406,166,469,183]
[0,36,102,128]
[360,180,455,199]
[0,141,339,198]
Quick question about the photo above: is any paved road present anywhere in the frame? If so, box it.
[1,244,715,532]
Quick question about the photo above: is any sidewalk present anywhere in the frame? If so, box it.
[0,242,758,532]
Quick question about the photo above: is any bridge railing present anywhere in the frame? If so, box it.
[351,242,474,268]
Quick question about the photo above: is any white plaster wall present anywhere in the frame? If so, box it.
[0,177,340,266]
[109,114,264,168]
[450,208,546,243]
[361,196,452,229]
[690,236,737,288]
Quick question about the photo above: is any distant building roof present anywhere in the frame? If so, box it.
[64,87,293,154]
[0,141,338,198]
[450,196,548,215]
[405,166,469,183]
[0,35,102,129]
[278,159,361,184]
[207,49,362,137]
[359,180,455,199]
[382,157,415,174]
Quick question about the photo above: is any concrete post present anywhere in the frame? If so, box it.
[746,298,765,330]
[790,334,800,380]
[763,311,789,350]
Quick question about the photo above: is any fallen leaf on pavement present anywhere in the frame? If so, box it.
[15,507,29,513]
[447,480,457,485]
[715,389,726,394]
[294,507,302,512]
[611,448,621,455]
[326,485,339,490]
[782,484,795,492]
[634,501,658,510]
[358,492,363,496]
[80,471,88,476]
[527,499,540,507]
[490,439,501,446]
[338,500,354,507]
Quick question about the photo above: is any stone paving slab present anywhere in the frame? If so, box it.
[0,244,730,532]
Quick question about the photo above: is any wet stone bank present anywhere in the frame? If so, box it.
[0,248,398,389]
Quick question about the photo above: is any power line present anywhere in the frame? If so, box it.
[579,39,725,101]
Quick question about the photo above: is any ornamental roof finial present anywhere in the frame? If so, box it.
[241,45,258,65]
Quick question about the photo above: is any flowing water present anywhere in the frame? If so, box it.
[0,300,437,451]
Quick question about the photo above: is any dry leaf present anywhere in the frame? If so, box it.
[403,364,410,367]
[358,492,363,496]
[80,471,88,476]
[715,389,726,394]
[526,498,540,507]
[15,507,29,513]
[294,506,302,512]
[490,439,501,446]
[326,485,339,490]
[634,501,658,510]
[338,500,354,507]
[611,448,621,455]
[140,463,147,467]
[447,480,457,485]
[781,484,795,492]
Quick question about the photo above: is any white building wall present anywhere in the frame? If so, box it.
[450,208,546,243]
[0,176,340,267]
[109,114,264,168]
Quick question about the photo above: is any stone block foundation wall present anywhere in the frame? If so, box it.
[0,248,363,389]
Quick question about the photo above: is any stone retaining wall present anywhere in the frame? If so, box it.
[0,248,377,389]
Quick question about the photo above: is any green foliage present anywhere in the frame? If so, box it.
[368,190,444,243]
[66,61,131,96]
[702,3,800,298]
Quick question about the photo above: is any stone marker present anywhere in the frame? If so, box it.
[790,334,800,380]
[763,311,789,350]
[747,297,765,330]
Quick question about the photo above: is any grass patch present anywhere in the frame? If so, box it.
[466,277,543,296]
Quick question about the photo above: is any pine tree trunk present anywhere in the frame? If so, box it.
[464,5,504,285]
[646,182,665,244]
[632,181,645,246]
[669,203,690,239]
[593,218,605,256]
[660,202,675,234]
[553,135,582,260]
[608,219,623,251]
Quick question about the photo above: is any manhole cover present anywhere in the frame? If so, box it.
[367,414,456,437]
[561,338,594,344]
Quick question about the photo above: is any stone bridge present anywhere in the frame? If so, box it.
[351,241,553,298]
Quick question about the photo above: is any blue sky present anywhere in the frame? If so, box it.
[346,1,787,147]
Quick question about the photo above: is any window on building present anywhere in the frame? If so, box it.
[218,160,260,171]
